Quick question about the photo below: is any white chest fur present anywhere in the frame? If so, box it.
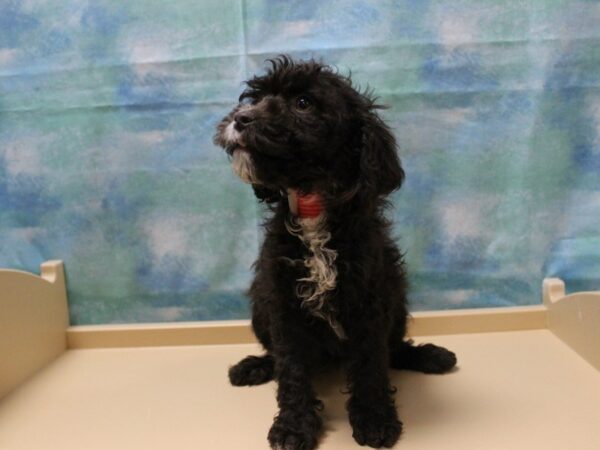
[285,215,346,339]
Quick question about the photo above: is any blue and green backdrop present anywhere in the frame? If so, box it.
[1,1,599,324]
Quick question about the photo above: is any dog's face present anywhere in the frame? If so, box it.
[214,56,404,203]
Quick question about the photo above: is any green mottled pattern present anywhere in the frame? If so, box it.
[1,1,599,323]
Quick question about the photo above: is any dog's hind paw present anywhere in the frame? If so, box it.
[391,342,457,374]
[417,343,457,373]
[228,354,274,386]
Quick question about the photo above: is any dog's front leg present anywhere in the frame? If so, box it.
[268,339,322,449]
[346,328,402,448]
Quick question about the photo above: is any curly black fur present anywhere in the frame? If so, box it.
[214,55,457,450]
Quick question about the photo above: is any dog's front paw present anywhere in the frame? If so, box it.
[349,404,402,448]
[268,412,321,450]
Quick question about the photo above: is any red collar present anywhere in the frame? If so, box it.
[287,189,324,219]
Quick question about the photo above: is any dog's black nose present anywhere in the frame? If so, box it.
[234,111,254,130]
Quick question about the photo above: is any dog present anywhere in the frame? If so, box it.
[214,55,457,449]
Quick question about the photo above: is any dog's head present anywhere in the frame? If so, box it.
[214,55,404,205]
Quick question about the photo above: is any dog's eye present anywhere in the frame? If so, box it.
[296,95,312,110]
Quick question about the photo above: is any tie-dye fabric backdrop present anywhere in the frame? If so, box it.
[1,1,599,325]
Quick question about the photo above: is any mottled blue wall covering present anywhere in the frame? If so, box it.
[1,1,599,324]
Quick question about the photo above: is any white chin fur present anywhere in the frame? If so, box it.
[231,149,258,184]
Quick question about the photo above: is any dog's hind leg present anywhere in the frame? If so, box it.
[229,354,275,386]
[390,340,457,374]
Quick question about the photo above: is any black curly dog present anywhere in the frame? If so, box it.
[214,56,457,449]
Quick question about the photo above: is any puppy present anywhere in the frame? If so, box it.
[214,56,457,449]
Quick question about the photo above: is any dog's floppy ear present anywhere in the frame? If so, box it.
[358,109,405,197]
[252,184,281,204]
